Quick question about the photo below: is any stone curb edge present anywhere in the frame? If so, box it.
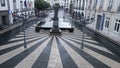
[0,17,38,35]
[86,26,120,47]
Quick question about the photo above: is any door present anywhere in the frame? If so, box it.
[96,15,102,30]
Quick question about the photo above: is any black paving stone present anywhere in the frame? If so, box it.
[0,36,45,55]
[0,37,49,68]
[56,37,78,68]
[60,36,110,68]
[65,37,120,63]
[32,36,53,68]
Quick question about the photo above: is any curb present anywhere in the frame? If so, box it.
[0,23,22,35]
[0,17,38,35]
[86,26,120,46]
[65,12,120,46]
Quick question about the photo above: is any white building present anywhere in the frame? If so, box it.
[8,0,35,25]
[85,0,120,43]
[0,0,35,29]
[0,0,9,29]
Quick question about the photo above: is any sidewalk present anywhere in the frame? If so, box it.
[65,12,120,46]
[0,21,120,68]
[86,26,120,46]
[1,10,120,68]
[0,17,38,35]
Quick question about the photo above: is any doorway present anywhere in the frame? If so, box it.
[96,15,102,30]
[2,16,7,25]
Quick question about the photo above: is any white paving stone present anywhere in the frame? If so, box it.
[61,36,120,68]
[47,36,63,68]
[58,37,94,68]
[62,36,114,55]
[15,37,52,68]
[0,36,45,50]
[0,36,48,64]
[83,47,120,68]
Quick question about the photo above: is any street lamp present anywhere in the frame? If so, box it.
[80,17,94,49]
[23,16,27,48]
[19,15,27,48]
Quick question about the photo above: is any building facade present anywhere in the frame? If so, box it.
[0,0,35,30]
[72,0,120,43]
[9,0,35,25]
[85,0,120,43]
[0,0,9,29]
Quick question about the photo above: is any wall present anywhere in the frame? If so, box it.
[0,0,8,11]
[86,0,120,43]
[8,0,35,24]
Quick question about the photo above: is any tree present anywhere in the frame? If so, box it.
[35,0,50,10]
[52,3,60,9]
[44,1,51,9]
[35,0,50,16]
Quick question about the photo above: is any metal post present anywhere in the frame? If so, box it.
[80,0,93,49]
[81,21,85,49]
[23,18,27,48]
[7,0,11,28]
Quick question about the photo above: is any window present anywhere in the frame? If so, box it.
[88,0,92,8]
[99,0,103,9]
[117,24,120,32]
[108,0,113,7]
[105,21,109,28]
[20,1,23,11]
[88,0,92,9]
[1,0,5,6]
[105,17,110,28]
[82,0,85,10]
[93,0,97,9]
[114,19,120,32]
[79,0,81,9]
[13,0,16,12]
[107,0,113,11]
[114,23,117,30]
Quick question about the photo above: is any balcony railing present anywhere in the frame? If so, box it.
[13,9,19,13]
[20,8,31,12]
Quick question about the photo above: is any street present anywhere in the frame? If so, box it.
[0,10,120,68]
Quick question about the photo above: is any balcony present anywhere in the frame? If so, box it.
[13,9,19,13]
[20,8,31,12]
